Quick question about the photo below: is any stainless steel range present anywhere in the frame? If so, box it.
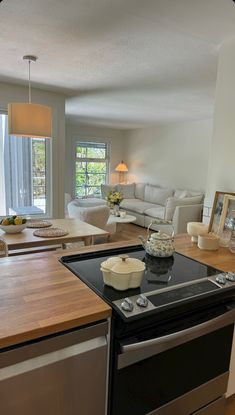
[61,245,235,415]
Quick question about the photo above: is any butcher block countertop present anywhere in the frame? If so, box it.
[0,246,113,349]
[174,234,235,272]
[0,235,235,350]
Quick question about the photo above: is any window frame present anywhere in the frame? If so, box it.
[0,110,52,219]
[73,140,110,199]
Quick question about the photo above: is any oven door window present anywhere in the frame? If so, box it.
[112,308,234,415]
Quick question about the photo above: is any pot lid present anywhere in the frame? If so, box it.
[101,254,145,274]
[150,231,172,241]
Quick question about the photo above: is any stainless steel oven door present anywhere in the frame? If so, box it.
[111,303,235,415]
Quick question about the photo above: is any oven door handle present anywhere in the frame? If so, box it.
[118,306,235,369]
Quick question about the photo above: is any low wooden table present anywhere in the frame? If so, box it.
[0,218,108,253]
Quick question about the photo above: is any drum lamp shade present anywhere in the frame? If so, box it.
[8,103,52,139]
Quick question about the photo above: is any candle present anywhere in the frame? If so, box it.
[198,234,219,251]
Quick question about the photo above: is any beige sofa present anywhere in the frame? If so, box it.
[101,183,204,234]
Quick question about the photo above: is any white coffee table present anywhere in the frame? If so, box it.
[109,214,136,232]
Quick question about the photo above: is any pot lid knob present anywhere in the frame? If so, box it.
[119,254,129,262]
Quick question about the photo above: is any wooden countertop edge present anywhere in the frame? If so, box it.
[0,308,111,349]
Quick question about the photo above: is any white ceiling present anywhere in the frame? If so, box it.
[1,0,235,129]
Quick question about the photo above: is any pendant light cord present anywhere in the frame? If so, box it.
[23,55,37,103]
[28,59,31,103]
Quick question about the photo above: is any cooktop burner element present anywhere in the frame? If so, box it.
[60,245,235,321]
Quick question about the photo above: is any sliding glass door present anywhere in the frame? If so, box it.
[0,112,51,217]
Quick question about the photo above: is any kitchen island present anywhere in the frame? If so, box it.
[1,234,235,349]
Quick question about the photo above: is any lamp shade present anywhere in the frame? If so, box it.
[115,161,128,172]
[8,103,52,138]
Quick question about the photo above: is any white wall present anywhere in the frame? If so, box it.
[65,120,126,197]
[124,119,212,191]
[206,37,235,204]
[0,82,66,218]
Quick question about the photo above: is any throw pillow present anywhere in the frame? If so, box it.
[165,195,203,220]
[101,184,117,199]
[144,184,173,206]
[174,189,189,199]
[117,183,135,199]
[135,183,146,200]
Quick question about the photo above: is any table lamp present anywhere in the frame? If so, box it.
[115,161,128,183]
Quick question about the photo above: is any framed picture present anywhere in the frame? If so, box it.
[208,191,235,234]
[218,194,235,234]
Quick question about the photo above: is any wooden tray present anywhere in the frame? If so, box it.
[33,227,68,238]
[27,220,52,229]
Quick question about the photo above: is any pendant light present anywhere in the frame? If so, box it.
[8,55,52,139]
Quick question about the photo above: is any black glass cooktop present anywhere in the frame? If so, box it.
[60,245,220,304]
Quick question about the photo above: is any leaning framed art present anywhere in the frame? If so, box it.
[208,191,235,234]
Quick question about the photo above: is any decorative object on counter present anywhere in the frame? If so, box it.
[100,254,145,290]
[218,228,232,247]
[33,227,68,238]
[208,191,235,234]
[115,160,128,184]
[229,234,235,253]
[197,234,219,251]
[139,219,174,257]
[187,222,208,243]
[0,238,8,257]
[0,215,27,233]
[27,220,52,228]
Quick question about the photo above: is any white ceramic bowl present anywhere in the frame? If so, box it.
[0,223,27,233]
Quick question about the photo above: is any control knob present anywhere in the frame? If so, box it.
[121,298,134,312]
[226,272,235,282]
[216,274,226,285]
[136,294,148,308]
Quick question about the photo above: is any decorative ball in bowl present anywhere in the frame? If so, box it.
[0,216,27,233]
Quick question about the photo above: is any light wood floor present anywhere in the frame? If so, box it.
[226,396,235,414]
[105,222,148,243]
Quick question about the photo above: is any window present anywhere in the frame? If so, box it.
[75,141,109,198]
[0,112,51,217]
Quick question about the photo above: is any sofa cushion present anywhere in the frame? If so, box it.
[117,183,135,199]
[145,184,173,206]
[144,206,165,220]
[188,190,204,198]
[120,199,156,214]
[75,197,107,207]
[135,183,146,200]
[101,184,117,199]
[165,196,203,221]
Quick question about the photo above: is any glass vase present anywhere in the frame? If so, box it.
[229,232,235,253]
[113,205,120,217]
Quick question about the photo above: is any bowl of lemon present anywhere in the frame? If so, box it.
[0,216,27,233]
